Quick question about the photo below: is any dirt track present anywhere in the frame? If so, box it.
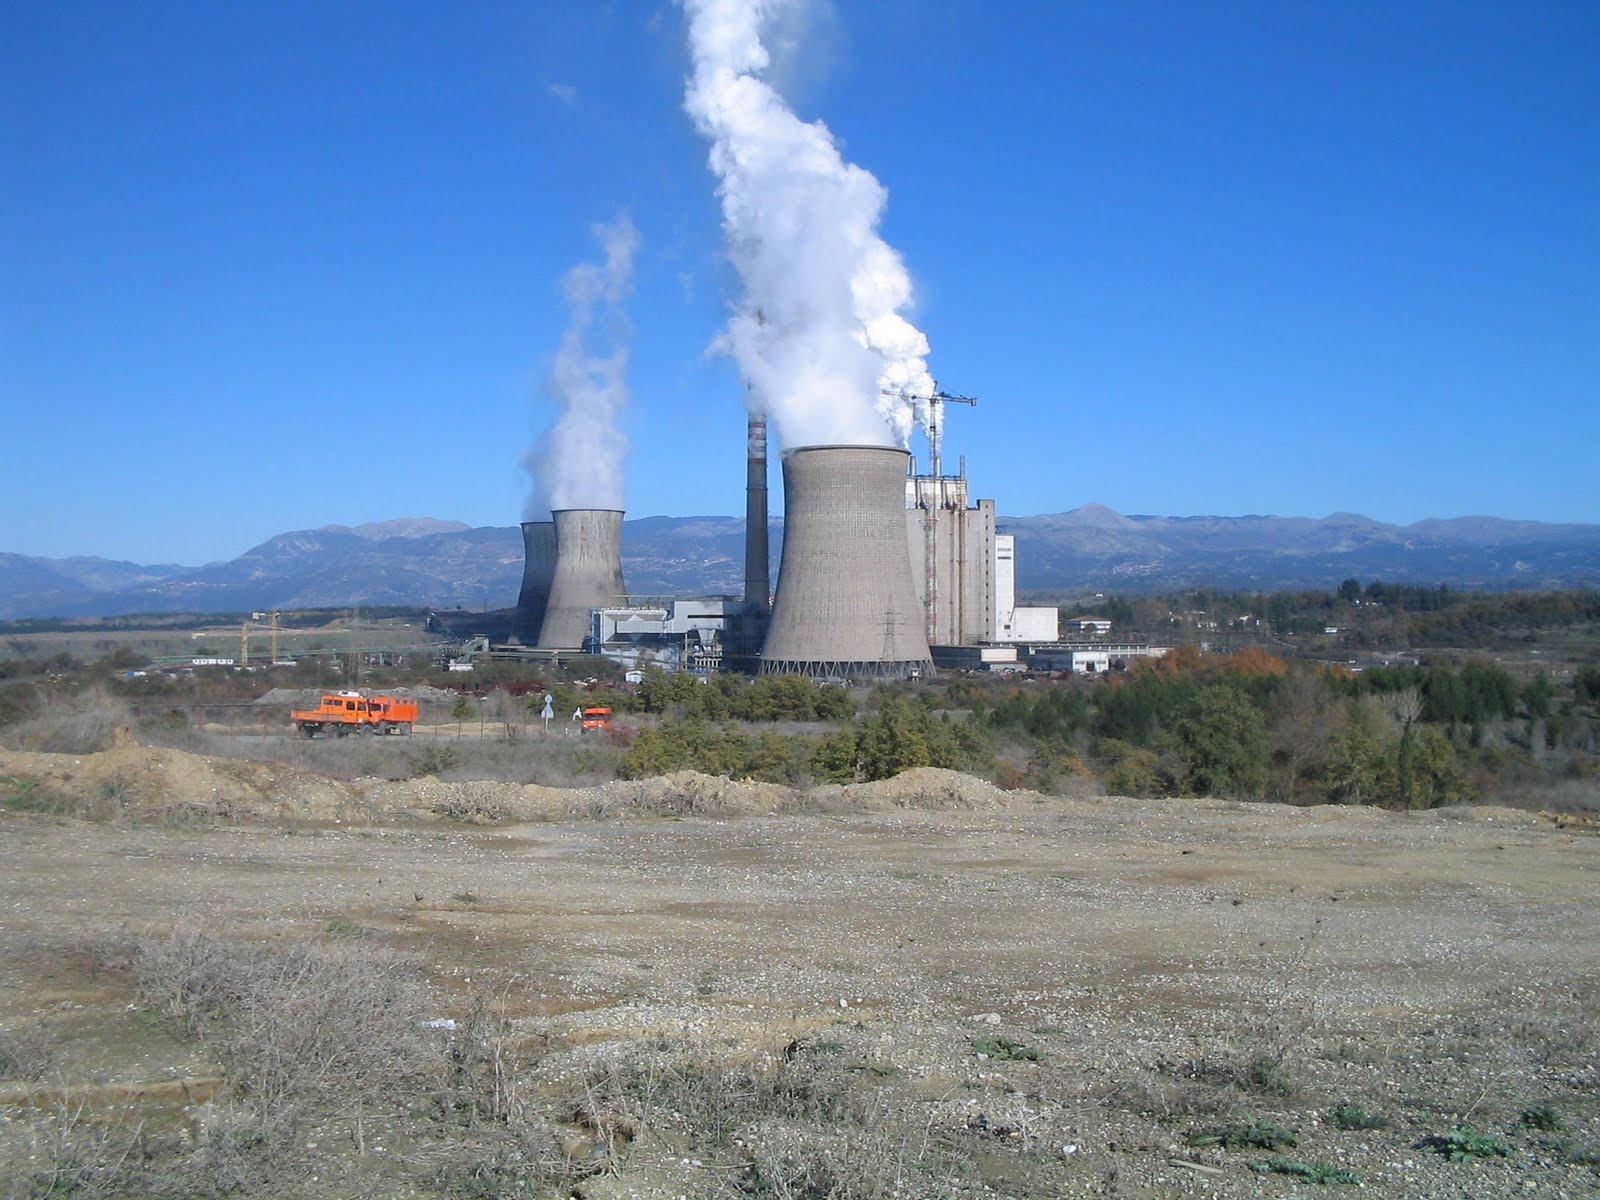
[2,737,1598,1197]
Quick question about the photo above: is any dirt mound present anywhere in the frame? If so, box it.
[831,765,1022,810]
[0,734,1029,827]
[1,727,379,824]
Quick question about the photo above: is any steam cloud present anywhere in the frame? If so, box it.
[683,0,935,449]
[523,216,640,516]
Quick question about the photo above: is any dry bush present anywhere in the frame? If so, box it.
[133,925,271,1036]
[190,723,621,788]
[728,1122,940,1200]
[1,699,133,754]
[12,932,558,1199]
[0,1021,55,1082]
[163,1101,298,1197]
[222,942,433,1107]
[1491,776,1600,816]
[437,989,534,1125]
[132,925,435,1103]
[3,1099,153,1200]
[551,1035,969,1196]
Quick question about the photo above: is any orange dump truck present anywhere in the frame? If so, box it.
[291,691,418,737]
[579,705,613,731]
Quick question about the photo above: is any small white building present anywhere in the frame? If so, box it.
[1064,617,1113,636]
[1061,649,1110,674]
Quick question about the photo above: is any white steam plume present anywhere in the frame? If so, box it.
[523,216,640,516]
[683,0,935,449]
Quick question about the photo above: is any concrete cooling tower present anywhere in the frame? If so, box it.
[536,509,627,650]
[512,520,556,645]
[762,445,933,679]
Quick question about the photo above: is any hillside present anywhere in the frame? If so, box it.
[4,508,1599,619]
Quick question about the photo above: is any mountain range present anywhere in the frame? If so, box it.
[3,507,1598,620]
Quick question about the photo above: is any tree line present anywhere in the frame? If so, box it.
[968,647,1595,807]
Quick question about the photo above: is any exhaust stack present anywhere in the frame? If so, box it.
[744,415,770,615]
[761,445,932,679]
[512,520,556,645]
[536,509,626,650]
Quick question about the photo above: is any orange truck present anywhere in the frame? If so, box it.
[291,691,419,738]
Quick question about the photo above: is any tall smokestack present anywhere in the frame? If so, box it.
[744,415,770,614]
[536,509,626,650]
[762,445,932,679]
[512,520,556,645]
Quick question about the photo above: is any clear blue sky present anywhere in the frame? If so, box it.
[3,0,1596,565]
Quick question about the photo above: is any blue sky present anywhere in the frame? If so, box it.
[3,0,1596,565]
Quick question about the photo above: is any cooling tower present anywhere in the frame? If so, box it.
[536,509,626,650]
[762,445,933,679]
[512,520,556,645]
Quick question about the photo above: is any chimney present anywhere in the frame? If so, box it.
[744,415,770,614]
[761,445,932,679]
[512,520,556,645]
[536,509,626,649]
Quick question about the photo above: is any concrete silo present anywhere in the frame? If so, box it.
[536,509,627,650]
[512,520,556,645]
[762,445,932,679]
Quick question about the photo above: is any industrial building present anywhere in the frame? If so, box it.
[902,470,1059,648]
[501,401,1070,677]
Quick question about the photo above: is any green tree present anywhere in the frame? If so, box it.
[1397,725,1473,809]
[451,692,474,737]
[1521,677,1554,721]
[1169,683,1269,797]
[1576,666,1600,706]
[809,698,971,783]
[1096,739,1163,797]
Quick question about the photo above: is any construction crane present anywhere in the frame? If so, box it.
[238,611,282,669]
[882,388,978,480]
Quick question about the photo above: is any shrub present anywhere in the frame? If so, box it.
[1189,1119,1298,1151]
[1328,1103,1388,1131]
[0,1022,54,1081]
[1520,1104,1563,1132]
[1245,1054,1296,1098]
[132,927,433,1105]
[407,743,462,778]
[1416,1127,1513,1160]
[971,1035,1041,1062]
[1248,1156,1359,1185]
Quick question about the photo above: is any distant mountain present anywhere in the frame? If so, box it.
[318,517,472,541]
[3,507,1597,619]
[1004,508,1600,594]
[0,553,190,621]
[0,517,771,620]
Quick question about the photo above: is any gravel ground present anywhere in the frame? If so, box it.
[1,737,1597,1198]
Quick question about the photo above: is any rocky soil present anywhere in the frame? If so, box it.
[1,734,1597,1198]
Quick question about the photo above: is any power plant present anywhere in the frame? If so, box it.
[467,398,1101,678]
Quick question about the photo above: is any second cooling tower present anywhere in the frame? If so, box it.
[536,509,626,650]
[762,445,932,679]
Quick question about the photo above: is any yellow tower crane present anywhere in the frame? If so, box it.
[238,611,283,669]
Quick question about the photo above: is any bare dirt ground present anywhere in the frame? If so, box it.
[2,734,1598,1198]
